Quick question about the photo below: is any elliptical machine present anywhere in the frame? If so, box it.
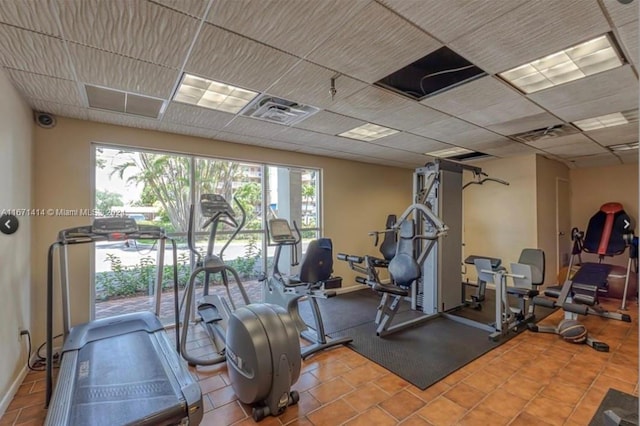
[180,195,302,421]
[262,218,353,359]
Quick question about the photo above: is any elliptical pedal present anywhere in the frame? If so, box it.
[197,303,223,323]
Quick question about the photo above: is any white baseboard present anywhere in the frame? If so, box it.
[0,363,27,417]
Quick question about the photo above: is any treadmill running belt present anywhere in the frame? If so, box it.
[70,331,184,425]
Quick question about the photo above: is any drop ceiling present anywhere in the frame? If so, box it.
[0,0,637,169]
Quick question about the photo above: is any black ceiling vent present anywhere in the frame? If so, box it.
[449,151,491,162]
[509,124,579,143]
[375,46,486,101]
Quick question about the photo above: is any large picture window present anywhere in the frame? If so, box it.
[93,145,321,323]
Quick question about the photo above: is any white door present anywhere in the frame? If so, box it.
[556,178,571,276]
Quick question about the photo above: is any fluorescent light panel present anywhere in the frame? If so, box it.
[609,142,638,152]
[499,35,623,93]
[425,147,473,158]
[338,123,399,141]
[174,73,258,114]
[573,109,638,131]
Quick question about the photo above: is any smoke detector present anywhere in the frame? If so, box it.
[241,94,319,125]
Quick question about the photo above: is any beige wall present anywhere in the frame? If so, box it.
[570,163,639,268]
[463,155,538,283]
[32,117,413,344]
[536,155,570,286]
[0,69,33,411]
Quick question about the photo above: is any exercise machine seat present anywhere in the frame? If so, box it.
[506,249,544,298]
[517,248,545,285]
[584,202,631,256]
[387,220,420,288]
[286,238,333,287]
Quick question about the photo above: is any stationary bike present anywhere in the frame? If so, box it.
[261,218,353,359]
[180,195,302,421]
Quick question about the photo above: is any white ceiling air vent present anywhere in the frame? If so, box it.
[240,94,319,126]
[85,84,166,119]
[509,124,579,143]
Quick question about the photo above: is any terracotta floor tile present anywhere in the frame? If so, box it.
[481,387,528,419]
[194,362,227,379]
[417,396,467,426]
[379,389,426,420]
[342,382,390,412]
[399,415,434,425]
[339,352,369,369]
[308,377,355,404]
[0,409,20,426]
[342,363,388,387]
[199,374,227,394]
[278,391,321,425]
[6,390,45,412]
[306,399,358,426]
[540,381,587,406]
[509,411,554,426]
[201,401,246,426]
[309,359,351,381]
[345,406,397,426]
[499,375,543,400]
[14,405,48,425]
[461,370,504,393]
[233,416,281,426]
[523,395,574,426]
[292,372,322,393]
[457,404,510,426]
[282,417,313,426]
[440,367,472,386]
[376,373,410,394]
[408,381,451,403]
[209,384,238,408]
[592,374,637,394]
[601,363,639,385]
[442,382,486,410]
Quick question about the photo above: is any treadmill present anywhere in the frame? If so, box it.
[45,217,203,426]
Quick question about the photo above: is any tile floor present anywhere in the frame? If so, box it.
[1,297,637,426]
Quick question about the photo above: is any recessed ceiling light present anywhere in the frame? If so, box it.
[609,142,638,152]
[425,147,473,158]
[499,34,623,94]
[573,109,638,131]
[338,123,399,141]
[174,73,258,114]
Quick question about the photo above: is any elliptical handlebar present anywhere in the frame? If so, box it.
[218,196,246,258]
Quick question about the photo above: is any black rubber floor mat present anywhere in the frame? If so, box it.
[331,314,502,390]
[589,388,638,426]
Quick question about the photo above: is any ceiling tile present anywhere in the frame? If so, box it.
[213,130,282,148]
[371,102,451,132]
[159,121,219,140]
[306,2,441,83]
[618,21,639,67]
[481,142,540,157]
[525,132,592,150]
[27,98,88,120]
[7,69,83,106]
[411,117,505,145]
[222,116,287,139]
[185,23,299,93]
[568,152,621,168]
[294,145,336,157]
[617,152,638,164]
[544,143,608,158]
[450,0,611,73]
[58,1,199,69]
[0,25,73,79]
[153,0,210,18]
[459,98,544,127]
[206,0,370,58]
[293,111,365,135]
[421,76,522,116]
[486,113,562,136]
[380,0,527,43]
[266,61,367,110]
[162,102,234,130]
[0,0,60,36]
[68,43,179,99]
[374,132,450,153]
[602,0,638,27]
[276,127,336,144]
[87,109,161,131]
[527,66,639,122]
[586,123,639,146]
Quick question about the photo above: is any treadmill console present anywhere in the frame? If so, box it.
[269,219,296,244]
[92,217,138,234]
[200,194,234,218]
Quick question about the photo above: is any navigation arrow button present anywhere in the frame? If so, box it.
[624,219,631,230]
[0,215,18,235]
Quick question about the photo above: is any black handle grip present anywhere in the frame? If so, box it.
[355,276,367,285]
[563,302,589,315]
